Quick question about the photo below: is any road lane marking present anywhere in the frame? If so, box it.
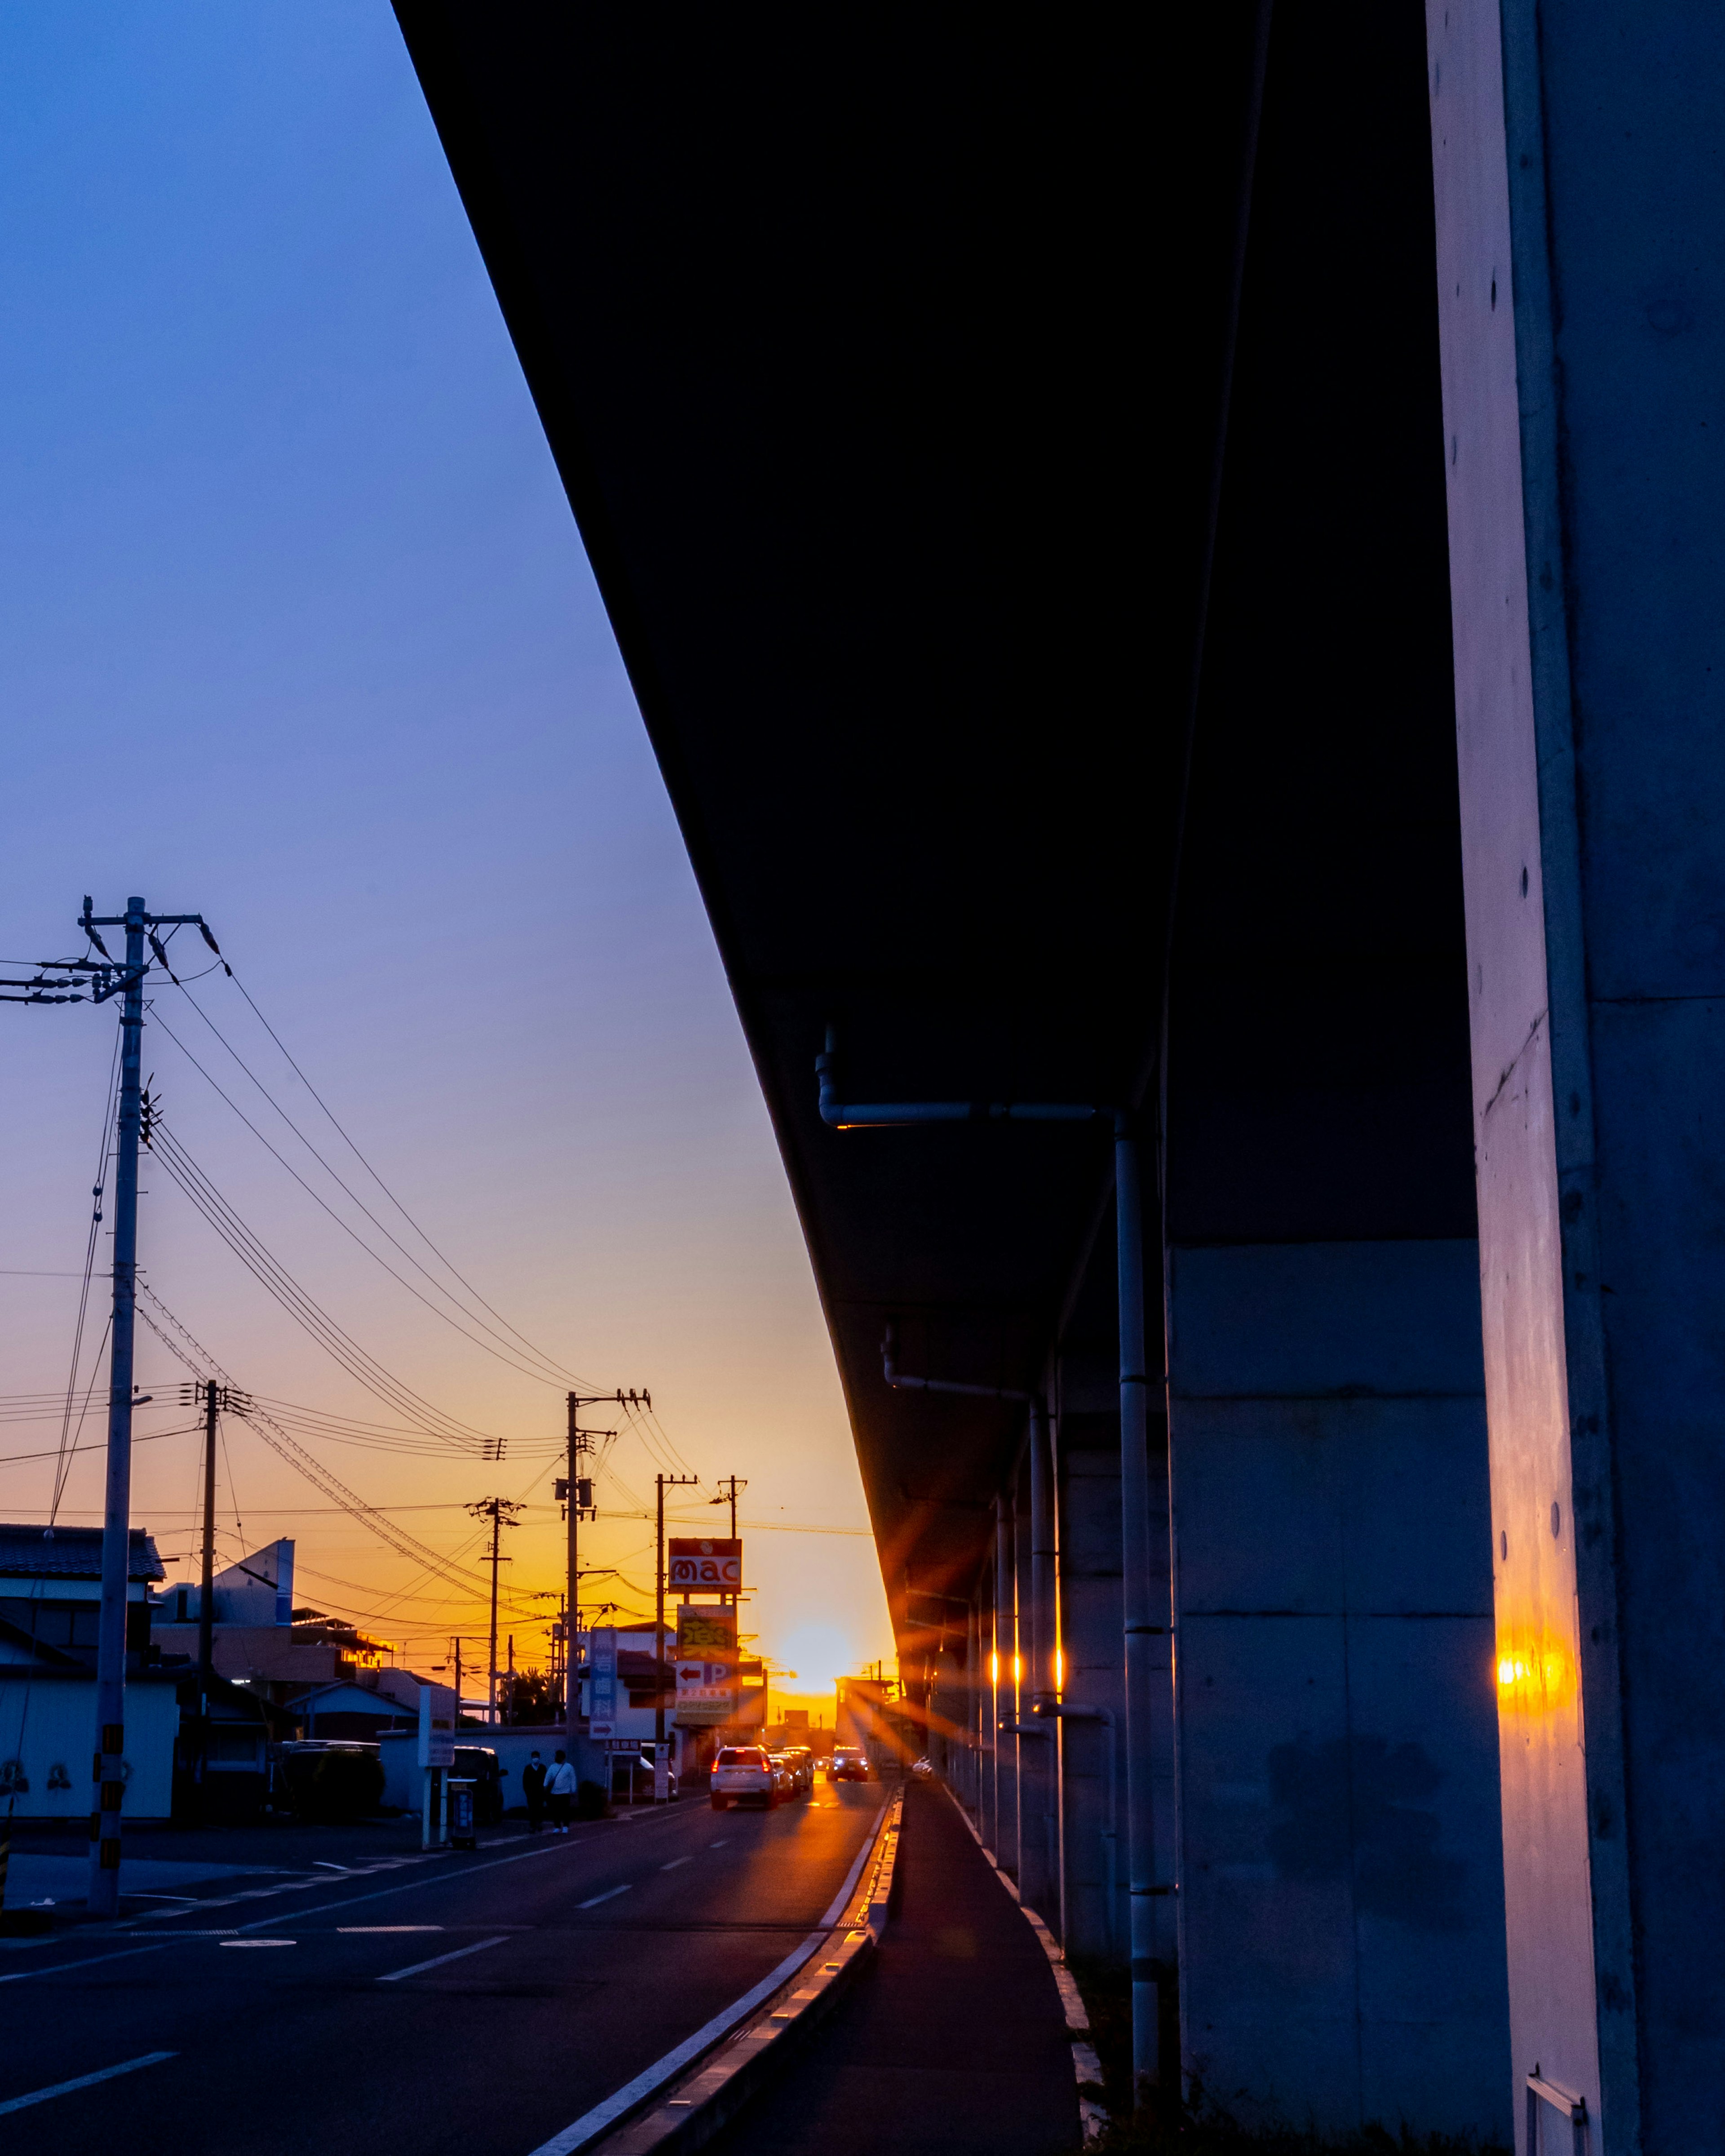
[377,1934,510,1982]
[0,2051,176,2116]
[531,1801,890,2156]
[221,1939,295,1948]
[337,1926,443,1933]
[0,1940,181,1985]
[576,1885,631,1910]
[659,1859,690,1872]
[819,1805,889,1924]
[708,1840,728,1848]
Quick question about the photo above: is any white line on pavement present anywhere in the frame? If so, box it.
[819,1802,889,1924]
[576,1885,631,1910]
[337,1926,443,1934]
[0,2050,176,2116]
[0,1940,182,1986]
[529,1800,890,2156]
[659,1859,690,1871]
[377,1935,510,1983]
[526,1931,828,2156]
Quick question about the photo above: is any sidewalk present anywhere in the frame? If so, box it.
[707,1779,1080,2156]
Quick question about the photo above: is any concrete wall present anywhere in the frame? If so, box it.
[1167,1241,1509,2134]
[0,1674,177,1821]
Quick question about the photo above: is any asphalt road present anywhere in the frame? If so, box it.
[0,1781,886,2155]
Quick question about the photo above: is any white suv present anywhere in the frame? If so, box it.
[710,1745,775,1811]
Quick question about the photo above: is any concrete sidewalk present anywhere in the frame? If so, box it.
[707,1779,1081,2156]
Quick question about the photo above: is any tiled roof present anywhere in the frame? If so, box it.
[0,1524,164,1582]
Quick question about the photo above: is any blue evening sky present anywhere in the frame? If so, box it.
[0,4,886,1701]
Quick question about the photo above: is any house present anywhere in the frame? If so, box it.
[153,1542,400,1714]
[283,1669,426,1740]
[0,1522,163,1666]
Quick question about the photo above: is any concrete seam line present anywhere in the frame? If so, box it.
[942,1784,1111,2143]
[537,1794,902,2156]
[0,2050,177,2116]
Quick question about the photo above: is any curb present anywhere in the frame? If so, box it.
[944,1786,1110,2146]
[580,1789,904,2155]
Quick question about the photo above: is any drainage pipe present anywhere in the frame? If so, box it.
[996,1492,1016,1877]
[883,1321,1031,1403]
[1029,1396,1058,1918]
[1039,1701,1118,1957]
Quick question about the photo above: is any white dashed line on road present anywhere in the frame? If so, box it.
[0,2051,176,2117]
[377,1935,510,1983]
[576,1885,631,1910]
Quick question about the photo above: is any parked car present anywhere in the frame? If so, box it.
[452,1745,507,1826]
[711,1744,775,1810]
[829,1744,869,1782]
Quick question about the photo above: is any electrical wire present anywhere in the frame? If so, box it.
[148,1118,499,1452]
[152,1004,591,1395]
[204,969,607,1391]
[50,1022,121,1523]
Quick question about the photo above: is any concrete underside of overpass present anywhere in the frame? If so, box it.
[396,4,1725,2147]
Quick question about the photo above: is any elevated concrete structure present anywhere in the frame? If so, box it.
[394,3,1723,2140]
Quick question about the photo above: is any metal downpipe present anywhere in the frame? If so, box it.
[1116,1116,1163,2097]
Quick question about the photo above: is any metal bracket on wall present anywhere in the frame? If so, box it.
[1526,2071,1588,2155]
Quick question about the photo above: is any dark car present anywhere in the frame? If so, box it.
[452,1745,508,1826]
[829,1744,868,1782]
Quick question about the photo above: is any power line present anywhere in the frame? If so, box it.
[214,968,605,1393]
[153,1002,590,1394]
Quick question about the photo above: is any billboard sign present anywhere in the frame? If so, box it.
[675,1604,737,1726]
[417,1682,456,1770]
[588,1625,618,1739]
[667,1537,742,1593]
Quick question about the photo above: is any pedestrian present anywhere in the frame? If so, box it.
[523,1749,547,1834]
[545,1748,577,1834]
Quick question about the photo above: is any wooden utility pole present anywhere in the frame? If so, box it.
[655,1472,699,1757]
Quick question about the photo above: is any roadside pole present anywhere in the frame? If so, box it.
[1,894,224,1919]
[89,901,146,1917]
[654,1471,698,1798]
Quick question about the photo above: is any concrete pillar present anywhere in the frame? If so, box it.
[1166,1246,1510,2134]
[1428,7,1725,2144]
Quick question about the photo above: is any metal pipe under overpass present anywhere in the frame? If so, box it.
[818,1033,1166,2091]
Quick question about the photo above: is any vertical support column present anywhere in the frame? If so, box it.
[1427,6,1725,2143]
[90,897,146,1919]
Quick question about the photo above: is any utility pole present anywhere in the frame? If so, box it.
[710,1475,747,1541]
[559,1388,648,1756]
[466,1498,523,1726]
[655,1472,700,1759]
[2,896,223,1917]
[178,1377,252,1802]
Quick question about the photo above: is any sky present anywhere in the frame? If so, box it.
[0,3,893,1715]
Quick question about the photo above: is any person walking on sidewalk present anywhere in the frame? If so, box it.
[545,1750,577,1834]
[523,1750,547,1833]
